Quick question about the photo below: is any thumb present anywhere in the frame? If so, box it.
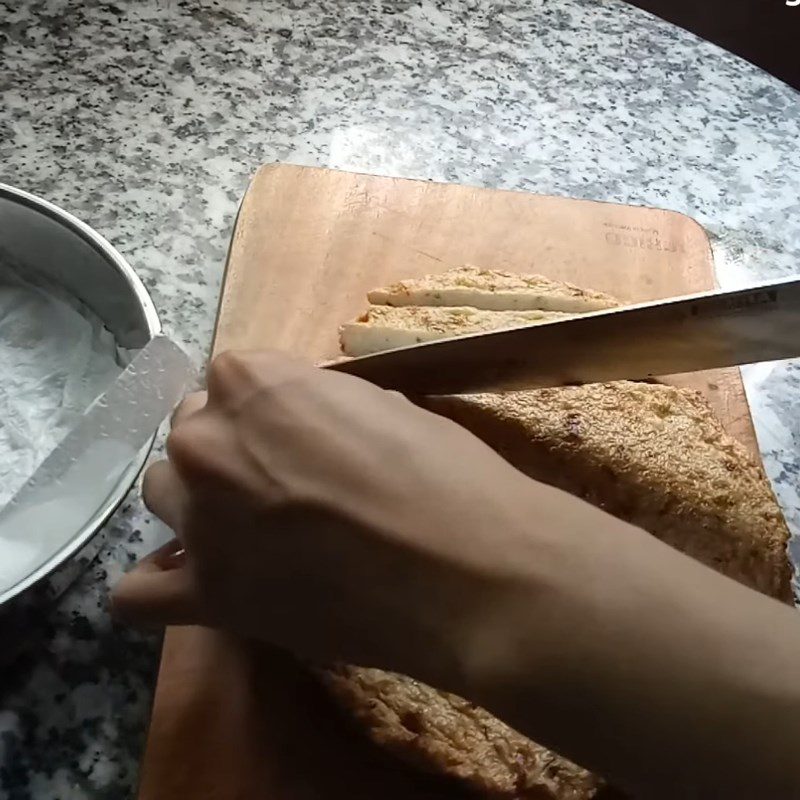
[111,540,203,628]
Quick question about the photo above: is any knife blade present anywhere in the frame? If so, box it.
[328,276,800,394]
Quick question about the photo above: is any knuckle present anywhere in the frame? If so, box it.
[140,461,162,504]
[208,349,319,411]
[171,391,206,428]
[385,390,410,404]
[208,350,298,409]
[165,424,196,470]
[208,350,255,392]
[211,349,250,375]
[166,418,217,477]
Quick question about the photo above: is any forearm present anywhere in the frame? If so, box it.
[118,352,800,795]
[456,486,800,797]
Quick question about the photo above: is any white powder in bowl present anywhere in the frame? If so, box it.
[0,263,123,508]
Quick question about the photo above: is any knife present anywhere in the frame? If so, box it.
[328,276,800,394]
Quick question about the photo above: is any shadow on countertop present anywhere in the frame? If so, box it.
[627,0,800,91]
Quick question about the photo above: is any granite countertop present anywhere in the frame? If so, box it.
[1,0,799,797]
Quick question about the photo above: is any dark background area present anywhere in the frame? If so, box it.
[628,0,799,90]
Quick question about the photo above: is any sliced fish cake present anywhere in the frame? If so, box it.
[340,305,572,357]
[323,270,791,800]
[368,266,618,313]
[320,665,602,800]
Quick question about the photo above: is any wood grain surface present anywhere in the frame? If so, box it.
[138,163,756,799]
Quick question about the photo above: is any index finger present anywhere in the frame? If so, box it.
[205,349,312,409]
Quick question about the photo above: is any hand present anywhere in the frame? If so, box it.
[113,350,800,797]
[111,349,561,688]
[113,349,800,798]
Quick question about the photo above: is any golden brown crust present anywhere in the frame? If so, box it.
[421,382,793,603]
[367,266,618,312]
[319,665,602,800]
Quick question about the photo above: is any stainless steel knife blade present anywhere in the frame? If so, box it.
[328,276,800,394]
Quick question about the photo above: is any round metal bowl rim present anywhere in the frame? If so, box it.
[0,183,161,606]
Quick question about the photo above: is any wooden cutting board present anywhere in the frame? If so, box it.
[137,163,756,799]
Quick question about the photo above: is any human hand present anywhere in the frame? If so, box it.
[113,350,800,798]
[111,350,557,689]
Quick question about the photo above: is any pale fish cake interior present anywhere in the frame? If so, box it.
[340,305,572,357]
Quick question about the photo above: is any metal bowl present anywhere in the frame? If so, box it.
[0,183,159,616]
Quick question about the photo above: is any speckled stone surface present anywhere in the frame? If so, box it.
[1,0,799,797]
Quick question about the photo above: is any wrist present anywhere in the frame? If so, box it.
[444,483,591,707]
[446,483,657,724]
